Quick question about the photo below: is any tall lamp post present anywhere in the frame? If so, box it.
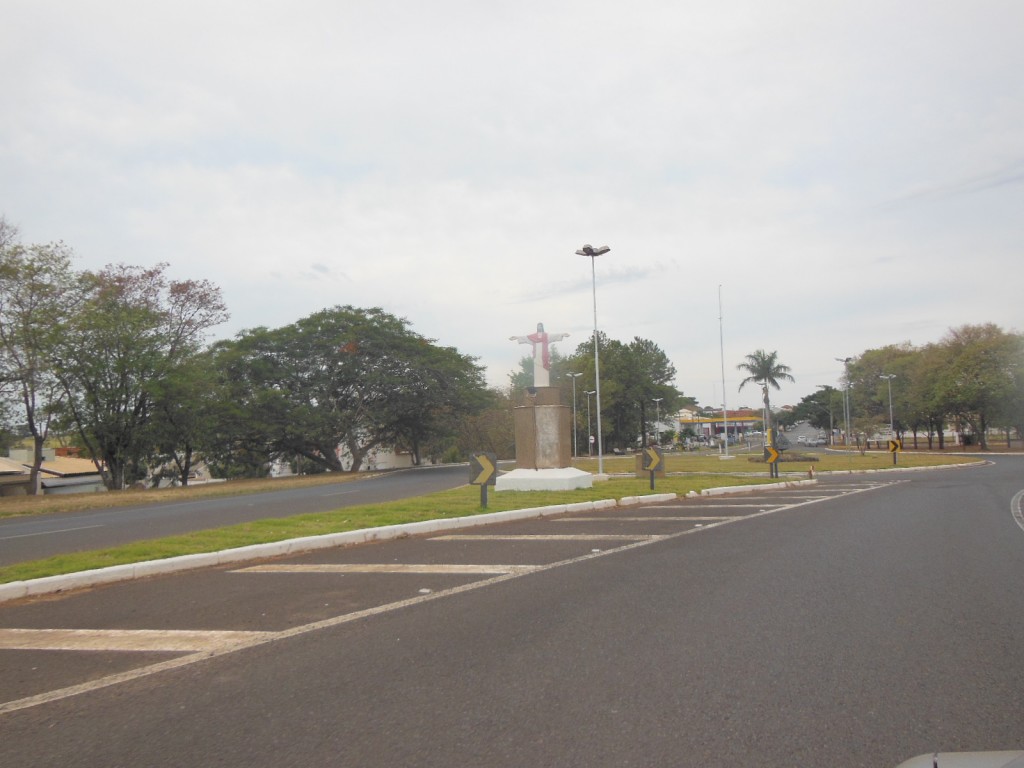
[835,357,852,447]
[880,373,896,465]
[568,372,583,458]
[585,390,596,457]
[576,244,610,474]
[652,397,663,446]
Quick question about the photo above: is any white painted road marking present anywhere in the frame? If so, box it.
[0,628,273,652]
[235,564,544,575]
[558,516,735,522]
[429,534,662,541]
[0,524,104,541]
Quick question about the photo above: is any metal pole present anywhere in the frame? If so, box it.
[718,285,730,457]
[585,390,595,458]
[568,372,582,458]
[652,397,663,446]
[881,373,896,464]
[835,357,852,448]
[576,245,611,473]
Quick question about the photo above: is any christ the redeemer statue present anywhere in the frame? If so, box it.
[510,322,569,388]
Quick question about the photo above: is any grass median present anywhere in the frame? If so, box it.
[0,450,983,585]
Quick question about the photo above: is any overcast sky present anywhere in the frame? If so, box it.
[2,1,1021,410]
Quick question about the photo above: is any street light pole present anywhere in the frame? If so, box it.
[880,373,896,464]
[718,285,730,458]
[585,390,596,458]
[835,357,852,447]
[652,397,663,446]
[568,372,583,458]
[576,244,610,474]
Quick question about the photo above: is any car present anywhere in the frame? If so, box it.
[805,437,821,447]
[797,435,807,443]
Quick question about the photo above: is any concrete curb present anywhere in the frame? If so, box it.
[0,493,674,604]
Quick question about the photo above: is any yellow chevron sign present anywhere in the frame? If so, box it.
[642,446,663,471]
[765,445,780,464]
[470,453,497,486]
[888,439,903,453]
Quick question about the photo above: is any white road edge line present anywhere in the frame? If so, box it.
[0,524,104,541]
[1012,490,1024,534]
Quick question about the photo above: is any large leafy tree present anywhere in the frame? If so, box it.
[55,263,228,489]
[931,324,1022,450]
[144,351,226,486]
[845,344,917,440]
[0,241,81,493]
[736,349,795,434]
[211,306,487,473]
[564,334,683,450]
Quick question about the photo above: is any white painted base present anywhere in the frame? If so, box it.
[495,467,594,492]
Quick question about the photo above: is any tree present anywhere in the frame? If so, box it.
[210,306,487,473]
[144,351,225,486]
[0,241,80,493]
[452,387,516,460]
[0,215,18,250]
[564,334,683,450]
[55,264,228,489]
[792,386,841,436]
[736,349,795,434]
[931,324,1022,450]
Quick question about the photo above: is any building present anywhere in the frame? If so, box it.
[676,408,763,441]
[2,449,106,495]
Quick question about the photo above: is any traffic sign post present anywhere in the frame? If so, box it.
[888,438,902,465]
[469,452,498,508]
[642,446,663,490]
[765,429,781,478]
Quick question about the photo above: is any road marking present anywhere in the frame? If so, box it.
[1012,490,1024,534]
[234,564,543,575]
[0,628,273,652]
[429,534,661,541]
[557,516,734,522]
[664,503,787,508]
[0,524,104,541]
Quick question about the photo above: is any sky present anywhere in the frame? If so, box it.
[2,1,1022,412]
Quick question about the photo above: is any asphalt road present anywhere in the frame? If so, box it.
[1,457,1022,767]
[0,464,477,566]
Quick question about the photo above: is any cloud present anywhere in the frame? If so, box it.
[2,0,1022,408]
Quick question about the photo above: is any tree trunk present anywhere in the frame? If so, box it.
[29,434,45,496]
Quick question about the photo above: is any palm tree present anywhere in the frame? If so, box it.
[736,349,795,432]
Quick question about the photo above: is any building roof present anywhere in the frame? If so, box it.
[0,457,29,477]
[38,456,102,478]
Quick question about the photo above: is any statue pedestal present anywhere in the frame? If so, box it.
[496,386,593,492]
[495,466,593,491]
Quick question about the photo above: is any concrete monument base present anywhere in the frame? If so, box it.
[495,467,594,492]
